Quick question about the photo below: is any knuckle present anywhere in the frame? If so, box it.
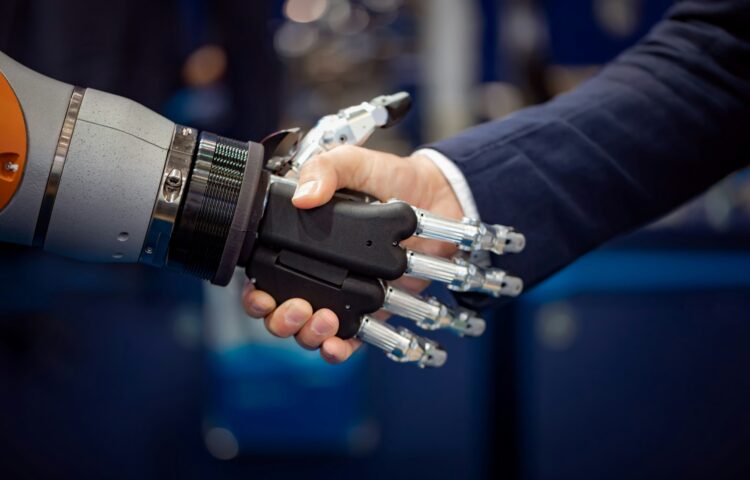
[245,300,270,318]
[390,160,412,178]
[242,297,256,316]
[294,334,319,351]
[336,144,359,156]
[313,311,338,336]
[287,298,313,317]
[265,312,297,338]
[263,316,283,338]
[305,154,331,173]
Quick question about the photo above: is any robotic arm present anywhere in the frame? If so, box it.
[0,50,525,368]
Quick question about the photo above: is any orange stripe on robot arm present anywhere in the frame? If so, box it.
[0,71,27,210]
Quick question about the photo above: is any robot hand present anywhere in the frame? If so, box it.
[0,51,524,368]
[247,94,526,368]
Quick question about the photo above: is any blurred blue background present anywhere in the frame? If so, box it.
[2,0,750,479]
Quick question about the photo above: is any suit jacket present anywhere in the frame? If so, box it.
[429,0,750,291]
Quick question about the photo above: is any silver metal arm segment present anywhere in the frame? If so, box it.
[405,250,523,297]
[412,207,525,254]
[356,316,447,368]
[383,285,485,337]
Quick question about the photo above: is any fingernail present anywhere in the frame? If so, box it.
[284,308,307,328]
[321,349,336,361]
[312,314,336,336]
[293,181,319,201]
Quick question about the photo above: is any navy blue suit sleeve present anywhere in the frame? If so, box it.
[428,0,750,291]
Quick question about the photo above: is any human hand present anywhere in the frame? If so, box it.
[242,145,464,364]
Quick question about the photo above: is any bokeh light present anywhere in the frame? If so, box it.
[284,0,329,24]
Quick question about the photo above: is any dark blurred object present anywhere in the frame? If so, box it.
[0,0,181,111]
[0,0,280,139]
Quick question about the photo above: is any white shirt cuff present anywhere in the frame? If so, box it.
[413,148,480,221]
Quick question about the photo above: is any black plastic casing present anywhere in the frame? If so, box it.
[242,181,418,339]
[249,246,386,339]
[256,182,416,279]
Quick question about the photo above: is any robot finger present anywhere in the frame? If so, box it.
[356,315,447,368]
[404,250,523,297]
[410,206,525,255]
[382,284,485,337]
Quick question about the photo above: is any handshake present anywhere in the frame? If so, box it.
[0,51,525,370]
[242,93,525,368]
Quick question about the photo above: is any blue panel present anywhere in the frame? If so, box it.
[515,251,750,479]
